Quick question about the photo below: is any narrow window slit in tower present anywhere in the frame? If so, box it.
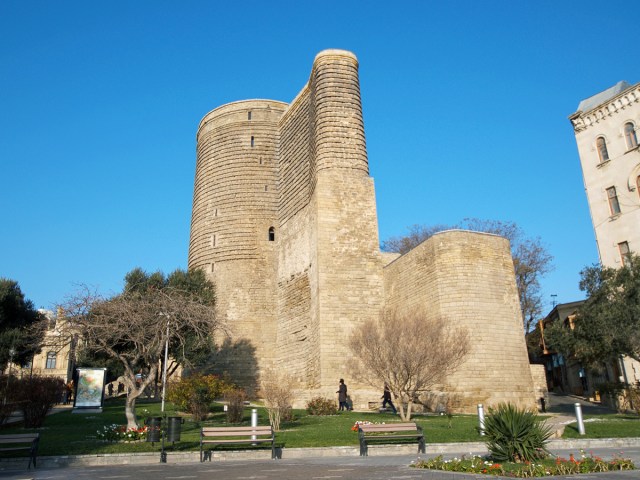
[210,263,215,272]
[268,227,275,242]
[265,185,268,191]
[212,234,216,247]
[248,111,252,120]
[251,136,254,147]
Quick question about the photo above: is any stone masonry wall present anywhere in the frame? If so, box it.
[384,230,537,412]
[189,100,287,386]
[276,85,320,389]
[310,51,385,402]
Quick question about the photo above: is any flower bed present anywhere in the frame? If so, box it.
[96,424,148,442]
[412,450,635,477]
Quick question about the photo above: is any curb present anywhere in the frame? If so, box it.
[1,438,639,471]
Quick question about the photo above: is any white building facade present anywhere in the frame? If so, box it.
[569,82,640,389]
[569,81,640,267]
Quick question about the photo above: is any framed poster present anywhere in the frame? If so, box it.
[73,367,106,411]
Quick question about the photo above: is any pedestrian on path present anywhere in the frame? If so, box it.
[337,379,348,411]
[381,383,397,414]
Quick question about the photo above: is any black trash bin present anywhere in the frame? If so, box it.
[166,416,183,442]
[146,417,162,443]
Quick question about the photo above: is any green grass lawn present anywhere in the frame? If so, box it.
[562,414,640,438]
[1,399,638,457]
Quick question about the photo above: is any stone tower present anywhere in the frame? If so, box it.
[189,50,537,410]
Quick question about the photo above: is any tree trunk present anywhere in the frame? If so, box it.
[405,401,414,421]
[123,365,158,430]
[124,394,138,430]
[398,399,414,421]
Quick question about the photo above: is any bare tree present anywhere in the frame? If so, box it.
[349,309,470,421]
[259,369,296,431]
[59,282,221,429]
[381,224,453,255]
[382,218,553,333]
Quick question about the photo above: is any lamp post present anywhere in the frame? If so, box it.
[158,313,170,413]
[4,348,15,406]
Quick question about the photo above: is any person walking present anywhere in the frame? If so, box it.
[381,382,397,414]
[336,379,348,411]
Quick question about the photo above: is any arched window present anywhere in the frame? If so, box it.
[268,227,275,242]
[45,352,57,369]
[624,122,638,150]
[596,137,609,163]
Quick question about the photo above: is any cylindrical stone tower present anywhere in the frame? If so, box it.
[189,99,287,388]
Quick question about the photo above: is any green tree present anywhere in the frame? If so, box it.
[382,218,553,333]
[0,279,45,369]
[59,268,221,429]
[123,267,217,376]
[546,255,640,368]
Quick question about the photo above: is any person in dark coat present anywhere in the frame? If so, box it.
[336,379,348,411]
[381,382,397,414]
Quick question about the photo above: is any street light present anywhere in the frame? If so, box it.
[4,348,16,406]
[158,313,170,413]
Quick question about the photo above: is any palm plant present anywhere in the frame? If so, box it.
[483,403,552,463]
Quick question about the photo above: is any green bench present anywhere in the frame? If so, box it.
[0,433,40,469]
[358,422,425,456]
[200,425,276,461]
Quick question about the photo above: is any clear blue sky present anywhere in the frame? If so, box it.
[1,1,637,312]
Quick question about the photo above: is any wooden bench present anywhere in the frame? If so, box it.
[0,433,40,469]
[358,422,425,456]
[200,426,276,461]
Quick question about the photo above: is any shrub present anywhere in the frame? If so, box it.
[260,369,296,431]
[224,388,247,424]
[13,375,66,428]
[306,396,338,416]
[597,381,640,415]
[0,375,17,425]
[483,403,552,463]
[167,374,233,421]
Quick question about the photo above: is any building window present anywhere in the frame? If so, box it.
[251,136,254,147]
[596,137,609,163]
[248,111,252,121]
[268,227,275,242]
[45,352,57,369]
[619,241,631,266]
[606,186,621,215]
[624,122,638,150]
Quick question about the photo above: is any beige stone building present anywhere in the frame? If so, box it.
[189,50,537,411]
[12,310,76,382]
[569,81,640,388]
[569,81,640,267]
